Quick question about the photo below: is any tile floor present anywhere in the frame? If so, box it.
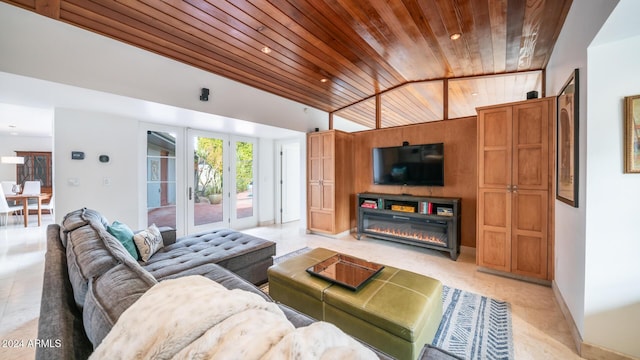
[0,217,582,359]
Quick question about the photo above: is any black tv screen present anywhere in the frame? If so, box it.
[372,143,444,186]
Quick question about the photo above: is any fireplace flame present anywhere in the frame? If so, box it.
[367,225,447,246]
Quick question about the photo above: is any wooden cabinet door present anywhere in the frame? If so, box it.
[512,101,549,191]
[320,132,335,212]
[511,189,548,279]
[478,107,512,189]
[477,98,552,279]
[477,188,512,272]
[307,131,335,233]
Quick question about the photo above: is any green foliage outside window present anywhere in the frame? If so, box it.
[194,138,253,201]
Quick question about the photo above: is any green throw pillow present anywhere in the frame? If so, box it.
[107,221,139,260]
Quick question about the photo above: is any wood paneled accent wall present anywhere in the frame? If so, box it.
[353,117,477,248]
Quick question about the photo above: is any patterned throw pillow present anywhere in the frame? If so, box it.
[133,224,164,262]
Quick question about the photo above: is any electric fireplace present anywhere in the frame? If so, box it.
[356,193,460,260]
[363,213,448,247]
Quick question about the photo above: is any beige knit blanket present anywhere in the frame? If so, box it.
[90,275,376,360]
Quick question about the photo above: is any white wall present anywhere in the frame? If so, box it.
[548,0,640,357]
[584,1,640,356]
[0,135,52,181]
[0,2,328,134]
[545,0,619,339]
[54,109,140,226]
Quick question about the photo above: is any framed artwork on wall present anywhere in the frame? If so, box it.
[556,69,579,207]
[624,94,640,173]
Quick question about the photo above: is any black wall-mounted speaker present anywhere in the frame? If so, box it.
[200,88,210,101]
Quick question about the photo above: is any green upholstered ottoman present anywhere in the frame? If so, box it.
[267,248,443,360]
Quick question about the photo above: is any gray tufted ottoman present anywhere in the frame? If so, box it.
[142,228,276,285]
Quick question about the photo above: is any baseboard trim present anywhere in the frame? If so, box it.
[551,281,583,355]
[307,229,350,238]
[259,220,275,226]
[477,267,551,286]
[551,281,637,360]
[581,342,638,360]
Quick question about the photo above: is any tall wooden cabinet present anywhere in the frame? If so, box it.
[307,130,354,235]
[476,98,554,280]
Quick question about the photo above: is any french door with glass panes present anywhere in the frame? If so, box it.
[230,136,257,229]
[145,129,182,233]
[186,130,257,233]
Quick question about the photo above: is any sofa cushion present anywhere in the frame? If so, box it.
[66,220,139,310]
[143,229,274,277]
[107,221,139,260]
[133,224,164,262]
[59,208,110,248]
[83,261,157,347]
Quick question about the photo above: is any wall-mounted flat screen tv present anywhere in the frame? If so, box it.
[372,143,444,186]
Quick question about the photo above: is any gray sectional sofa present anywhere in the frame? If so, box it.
[36,208,394,359]
[36,208,460,360]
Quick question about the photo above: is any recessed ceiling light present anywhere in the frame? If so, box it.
[450,33,461,40]
[471,92,478,96]
[256,26,266,32]
[261,46,272,54]
[320,78,328,83]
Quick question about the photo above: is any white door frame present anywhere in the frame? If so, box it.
[139,123,186,236]
[186,129,230,234]
[229,136,258,229]
[275,138,302,224]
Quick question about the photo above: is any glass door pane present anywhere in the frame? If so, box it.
[188,130,228,232]
[146,131,177,229]
[235,140,254,219]
[231,137,257,228]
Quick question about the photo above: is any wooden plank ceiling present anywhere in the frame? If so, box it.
[3,0,572,128]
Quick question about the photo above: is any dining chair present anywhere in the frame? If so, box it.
[29,193,54,219]
[0,186,22,226]
[22,180,41,195]
[1,181,15,195]
[1,181,17,206]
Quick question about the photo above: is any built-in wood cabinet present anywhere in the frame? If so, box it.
[307,130,353,235]
[476,98,554,280]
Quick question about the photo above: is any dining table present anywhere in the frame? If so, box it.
[5,193,51,227]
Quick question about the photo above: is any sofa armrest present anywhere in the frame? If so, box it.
[37,225,93,360]
[158,226,176,246]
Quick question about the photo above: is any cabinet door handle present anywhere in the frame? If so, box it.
[512,185,518,193]
[506,185,512,192]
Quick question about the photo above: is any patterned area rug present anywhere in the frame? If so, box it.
[433,286,513,360]
[269,248,514,360]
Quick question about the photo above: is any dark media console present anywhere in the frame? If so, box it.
[356,193,461,260]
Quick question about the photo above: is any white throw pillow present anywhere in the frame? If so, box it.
[133,224,164,262]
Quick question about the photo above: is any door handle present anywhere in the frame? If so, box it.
[188,187,193,200]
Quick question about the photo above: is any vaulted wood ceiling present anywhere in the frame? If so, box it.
[3,0,572,128]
